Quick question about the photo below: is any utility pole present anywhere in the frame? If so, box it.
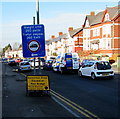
[36,0,41,74]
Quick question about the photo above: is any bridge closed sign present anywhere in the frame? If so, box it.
[21,24,46,58]
[26,75,50,91]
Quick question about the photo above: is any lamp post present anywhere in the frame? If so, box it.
[36,0,41,74]
[36,0,39,24]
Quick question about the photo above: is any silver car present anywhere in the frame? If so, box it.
[18,61,31,71]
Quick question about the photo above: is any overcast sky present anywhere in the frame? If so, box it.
[0,0,119,48]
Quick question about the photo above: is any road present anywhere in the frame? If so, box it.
[2,63,120,118]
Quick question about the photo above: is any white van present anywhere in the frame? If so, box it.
[55,53,80,74]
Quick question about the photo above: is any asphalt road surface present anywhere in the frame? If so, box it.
[2,63,120,119]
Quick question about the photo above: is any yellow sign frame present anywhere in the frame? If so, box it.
[26,75,50,91]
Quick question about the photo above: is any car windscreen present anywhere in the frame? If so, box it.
[96,62,111,70]
[21,62,30,65]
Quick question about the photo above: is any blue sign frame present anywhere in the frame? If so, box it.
[21,24,46,58]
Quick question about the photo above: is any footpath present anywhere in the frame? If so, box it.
[2,63,75,118]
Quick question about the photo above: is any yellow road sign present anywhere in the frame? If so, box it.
[27,75,50,91]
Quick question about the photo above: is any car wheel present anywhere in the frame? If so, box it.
[78,71,82,77]
[91,73,96,79]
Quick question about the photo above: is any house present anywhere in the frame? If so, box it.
[81,6,120,61]
[69,27,83,57]
[45,27,83,56]
[4,48,23,59]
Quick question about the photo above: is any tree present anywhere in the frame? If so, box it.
[8,44,12,50]
[2,44,12,53]
[19,44,22,49]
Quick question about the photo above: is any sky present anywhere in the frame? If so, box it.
[0,0,119,49]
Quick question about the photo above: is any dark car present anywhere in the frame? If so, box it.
[8,60,16,66]
[30,44,38,48]
[43,60,54,69]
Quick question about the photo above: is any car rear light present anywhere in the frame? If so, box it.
[64,60,66,66]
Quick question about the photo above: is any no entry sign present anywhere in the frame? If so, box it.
[21,24,46,58]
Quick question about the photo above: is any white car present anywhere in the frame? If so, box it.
[78,60,114,79]
[18,61,31,71]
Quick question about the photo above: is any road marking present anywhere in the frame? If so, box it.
[20,73,26,77]
[51,90,100,119]
[52,96,80,118]
[20,73,100,119]
[51,91,92,118]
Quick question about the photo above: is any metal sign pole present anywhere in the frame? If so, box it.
[33,16,36,75]
[36,0,41,75]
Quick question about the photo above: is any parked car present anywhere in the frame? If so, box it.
[43,59,54,69]
[31,58,45,67]
[2,58,8,63]
[78,60,114,79]
[15,59,23,65]
[8,60,16,66]
[52,61,60,72]
[18,61,31,71]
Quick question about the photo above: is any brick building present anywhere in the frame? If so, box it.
[73,5,120,60]
[46,5,120,61]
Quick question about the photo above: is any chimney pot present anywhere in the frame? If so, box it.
[68,27,73,31]
[59,32,63,36]
[90,11,95,16]
[51,35,55,39]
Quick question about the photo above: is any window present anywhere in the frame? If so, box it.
[105,13,110,21]
[96,62,111,70]
[93,28,100,37]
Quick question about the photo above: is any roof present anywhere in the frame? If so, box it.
[69,27,83,37]
[46,33,68,45]
[85,5,120,26]
[90,11,104,25]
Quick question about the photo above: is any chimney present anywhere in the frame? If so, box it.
[51,35,55,39]
[68,27,73,31]
[59,32,63,36]
[90,11,95,16]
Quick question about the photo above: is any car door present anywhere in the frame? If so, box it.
[85,62,94,76]
[81,63,89,75]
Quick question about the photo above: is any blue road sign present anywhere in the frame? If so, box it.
[21,24,46,58]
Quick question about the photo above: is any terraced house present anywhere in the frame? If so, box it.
[46,6,120,60]
[46,5,120,61]
[81,5,120,61]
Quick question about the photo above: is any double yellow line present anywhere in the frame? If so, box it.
[20,73,100,119]
[51,90,100,119]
